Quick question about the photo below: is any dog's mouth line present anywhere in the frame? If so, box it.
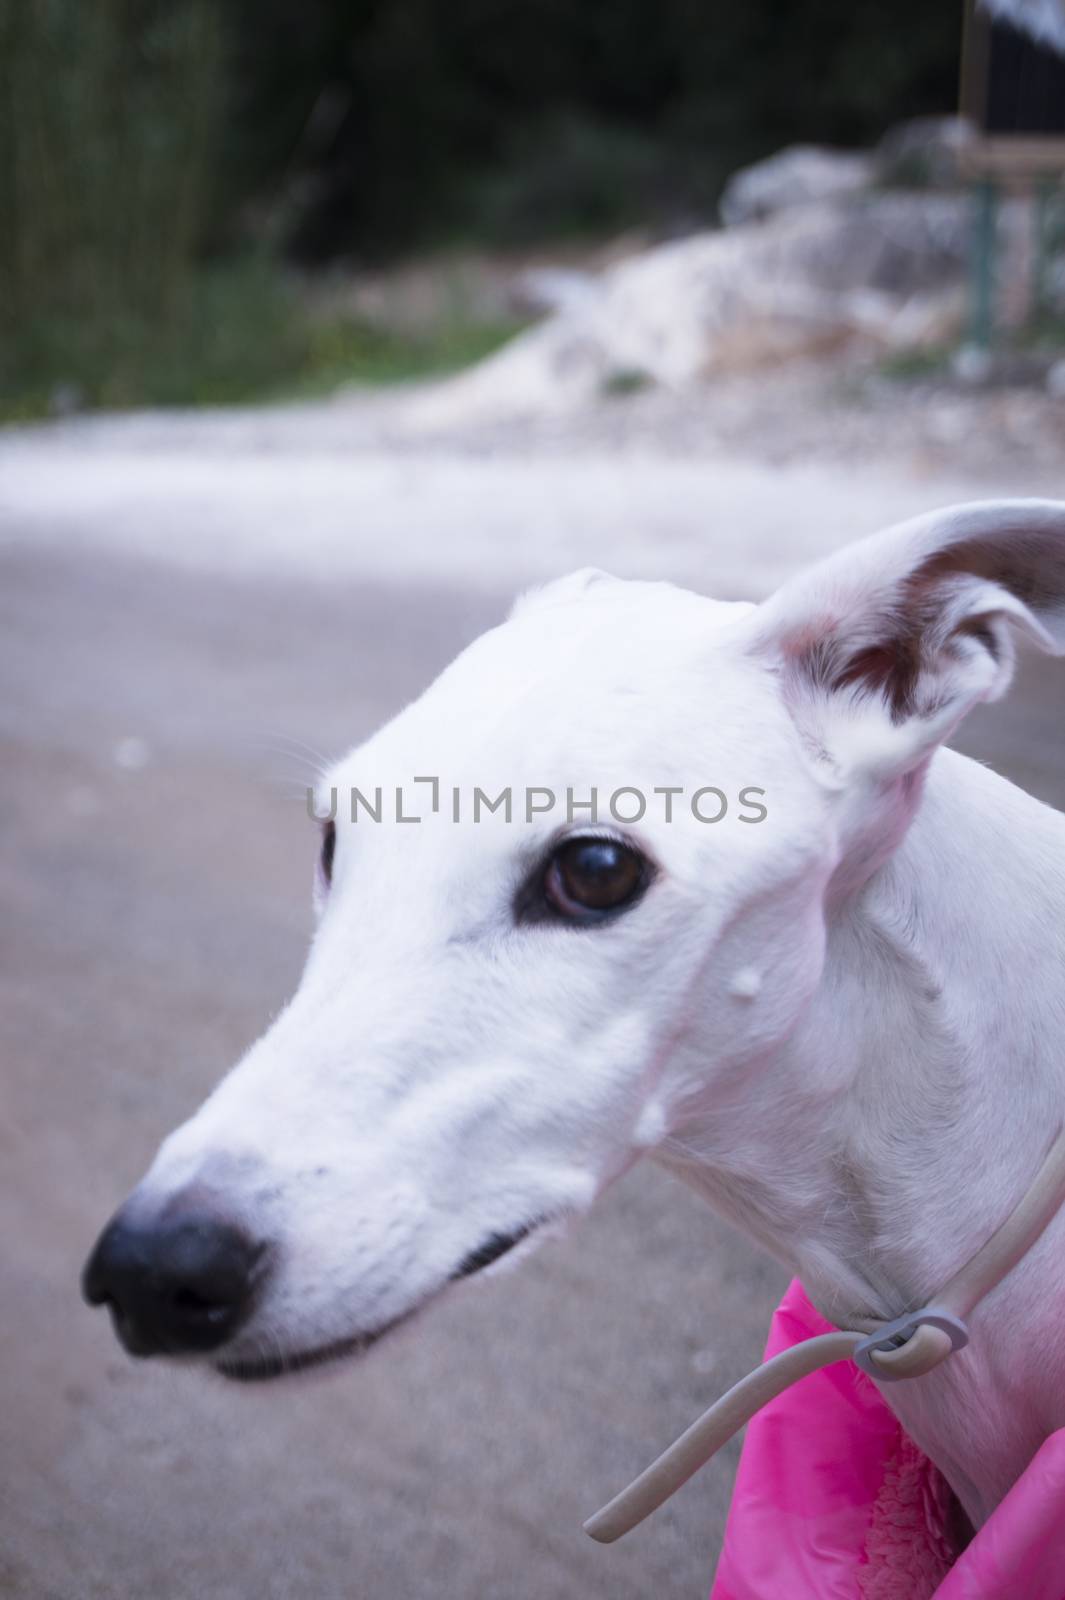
[449,1219,539,1281]
[213,1217,551,1383]
[214,1320,400,1383]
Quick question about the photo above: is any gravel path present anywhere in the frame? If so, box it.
[2,369,1061,600]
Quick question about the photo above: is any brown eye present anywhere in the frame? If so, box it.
[544,837,648,921]
[320,820,336,885]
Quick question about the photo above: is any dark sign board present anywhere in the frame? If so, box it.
[963,3,1065,137]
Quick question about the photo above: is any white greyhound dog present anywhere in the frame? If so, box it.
[84,498,1065,1540]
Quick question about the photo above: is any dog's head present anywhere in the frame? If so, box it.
[83,502,1065,1379]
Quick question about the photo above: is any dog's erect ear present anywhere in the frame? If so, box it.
[749,500,1065,778]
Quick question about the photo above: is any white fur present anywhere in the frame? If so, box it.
[129,499,1065,1529]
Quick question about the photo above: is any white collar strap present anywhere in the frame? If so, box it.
[584,1124,1065,1544]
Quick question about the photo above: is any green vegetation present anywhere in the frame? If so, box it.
[0,0,223,417]
[600,366,654,398]
[0,257,525,421]
[221,0,960,261]
[1019,313,1065,351]
[0,0,962,418]
[878,346,953,382]
[0,0,222,326]
[293,306,526,395]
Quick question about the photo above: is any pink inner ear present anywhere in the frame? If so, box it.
[797,565,962,722]
[835,638,922,719]
[788,615,925,723]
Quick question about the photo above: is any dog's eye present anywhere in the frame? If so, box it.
[544,837,648,921]
[320,820,336,885]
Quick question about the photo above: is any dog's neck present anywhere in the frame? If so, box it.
[656,745,1065,1524]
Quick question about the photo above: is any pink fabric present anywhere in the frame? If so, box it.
[936,1434,1065,1600]
[709,1280,1065,1600]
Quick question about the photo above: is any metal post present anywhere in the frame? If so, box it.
[1031,176,1055,329]
[968,177,998,350]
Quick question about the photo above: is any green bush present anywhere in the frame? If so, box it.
[217,0,961,261]
[463,112,683,245]
[0,258,296,418]
[0,253,524,419]
[0,0,222,330]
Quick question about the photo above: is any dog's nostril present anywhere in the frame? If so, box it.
[169,1286,231,1324]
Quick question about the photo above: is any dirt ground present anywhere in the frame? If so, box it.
[1,373,1063,1600]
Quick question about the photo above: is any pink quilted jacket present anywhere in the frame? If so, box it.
[710,1280,1065,1600]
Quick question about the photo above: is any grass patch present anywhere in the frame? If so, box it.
[600,365,654,398]
[877,345,953,382]
[1017,314,1065,352]
[878,319,1065,391]
[292,311,525,397]
[0,257,525,422]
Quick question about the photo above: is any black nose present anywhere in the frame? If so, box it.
[82,1207,265,1357]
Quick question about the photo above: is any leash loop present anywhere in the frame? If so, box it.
[853,1306,968,1381]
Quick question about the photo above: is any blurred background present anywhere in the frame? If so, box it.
[0,0,965,414]
[1,3,1064,1598]
[1,0,1062,419]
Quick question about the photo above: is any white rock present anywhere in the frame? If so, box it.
[510,266,603,318]
[875,117,975,189]
[403,195,970,428]
[719,144,873,228]
[954,345,995,385]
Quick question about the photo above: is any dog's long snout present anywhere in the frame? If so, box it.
[82,1204,266,1357]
